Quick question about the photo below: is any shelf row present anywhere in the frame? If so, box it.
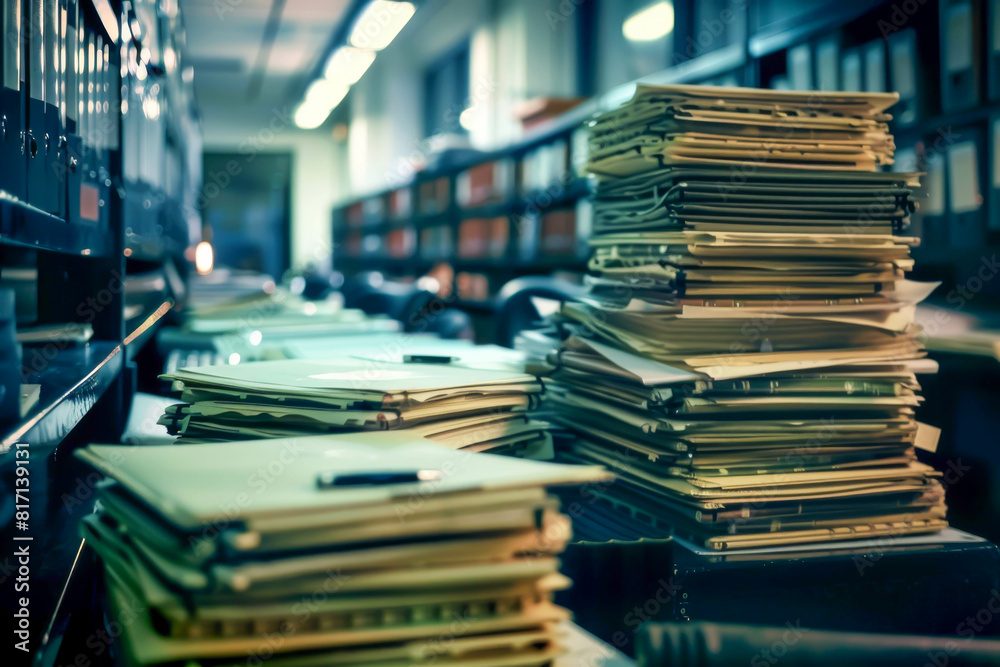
[1,291,175,451]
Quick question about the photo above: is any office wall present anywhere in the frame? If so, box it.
[202,115,340,273]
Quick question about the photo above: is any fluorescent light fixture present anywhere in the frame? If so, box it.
[458,107,476,131]
[294,102,332,130]
[324,46,376,85]
[622,2,674,42]
[92,0,119,43]
[164,46,177,72]
[349,1,415,51]
[305,79,350,108]
[195,242,214,274]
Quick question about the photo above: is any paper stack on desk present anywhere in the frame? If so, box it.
[159,358,552,457]
[543,84,948,550]
[163,272,400,360]
[76,433,611,666]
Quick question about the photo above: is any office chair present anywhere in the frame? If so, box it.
[342,272,472,339]
[294,269,344,301]
[492,276,585,348]
[637,622,1000,666]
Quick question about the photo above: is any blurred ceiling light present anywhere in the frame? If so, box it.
[194,241,214,274]
[163,46,177,72]
[296,78,350,129]
[305,79,349,108]
[92,0,119,42]
[324,46,375,86]
[349,1,415,51]
[142,96,161,120]
[458,107,477,131]
[294,102,332,130]
[622,2,674,42]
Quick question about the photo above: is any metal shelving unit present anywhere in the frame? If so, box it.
[0,0,200,662]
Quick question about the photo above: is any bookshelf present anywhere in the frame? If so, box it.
[332,104,595,308]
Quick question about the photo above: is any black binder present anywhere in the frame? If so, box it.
[0,0,26,200]
[26,0,49,211]
[64,0,81,227]
[940,0,981,112]
[44,0,63,219]
[93,35,111,232]
[77,28,106,230]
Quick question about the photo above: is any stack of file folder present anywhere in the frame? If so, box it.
[158,358,552,457]
[76,432,610,665]
[543,84,948,550]
[159,271,401,365]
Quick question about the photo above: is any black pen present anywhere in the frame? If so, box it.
[316,469,443,488]
[403,354,457,364]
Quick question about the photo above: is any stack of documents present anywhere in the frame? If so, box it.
[76,433,611,665]
[164,272,400,362]
[159,358,552,457]
[543,84,948,550]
